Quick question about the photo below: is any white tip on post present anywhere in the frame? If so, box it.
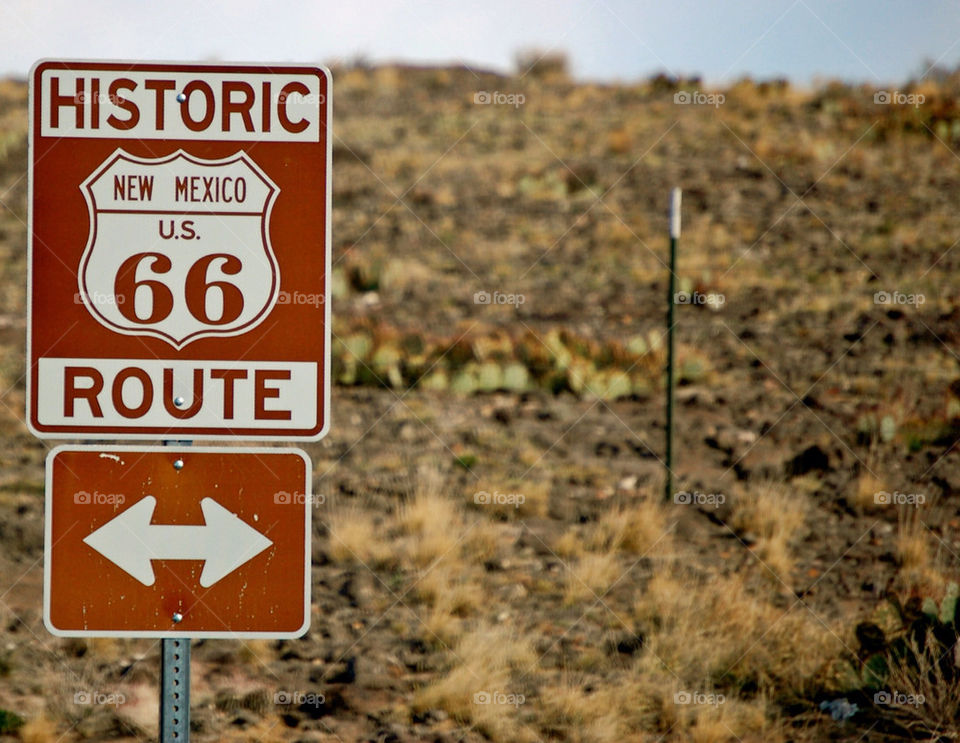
[670,187,682,239]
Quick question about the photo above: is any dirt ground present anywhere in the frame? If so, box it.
[0,63,960,741]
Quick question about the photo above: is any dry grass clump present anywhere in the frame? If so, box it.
[893,506,945,593]
[538,675,787,743]
[400,489,461,567]
[555,498,673,605]
[852,469,886,511]
[413,624,537,742]
[729,481,808,579]
[883,629,960,738]
[399,463,446,528]
[564,552,621,605]
[325,506,397,567]
[586,498,671,555]
[400,462,504,568]
[414,564,484,616]
[412,558,485,649]
[18,717,58,743]
[895,511,931,570]
[553,527,583,559]
[554,496,672,562]
[397,464,492,646]
[683,695,785,743]
[538,681,623,743]
[421,605,465,650]
[461,517,503,563]
[634,569,840,701]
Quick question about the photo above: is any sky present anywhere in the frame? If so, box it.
[2,1,960,86]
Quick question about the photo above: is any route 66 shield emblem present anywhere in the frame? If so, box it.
[78,149,280,348]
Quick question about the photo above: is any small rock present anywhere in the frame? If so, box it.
[785,444,830,477]
[327,657,356,684]
[820,697,858,722]
[617,475,638,491]
[230,711,256,728]
[855,622,886,656]
[606,632,644,656]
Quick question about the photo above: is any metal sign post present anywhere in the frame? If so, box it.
[665,188,681,501]
[160,637,190,741]
[160,439,190,742]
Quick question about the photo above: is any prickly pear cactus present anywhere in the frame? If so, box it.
[330,319,691,400]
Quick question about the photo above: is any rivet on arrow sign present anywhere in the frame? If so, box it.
[172,612,183,624]
[173,459,184,471]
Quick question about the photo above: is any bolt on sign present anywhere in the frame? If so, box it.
[45,446,312,638]
[27,61,331,439]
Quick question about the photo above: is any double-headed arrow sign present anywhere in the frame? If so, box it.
[45,446,311,639]
[83,495,273,588]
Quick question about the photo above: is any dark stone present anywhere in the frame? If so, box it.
[606,632,644,656]
[855,622,886,657]
[595,441,620,457]
[785,445,830,476]
[327,658,357,684]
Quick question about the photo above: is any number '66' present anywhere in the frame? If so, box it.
[113,252,245,325]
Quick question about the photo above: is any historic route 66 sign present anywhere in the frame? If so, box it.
[28,60,330,439]
[80,149,280,348]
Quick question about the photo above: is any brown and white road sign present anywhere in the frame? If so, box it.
[44,446,312,638]
[27,60,331,439]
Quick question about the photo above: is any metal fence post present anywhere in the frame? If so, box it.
[665,188,681,501]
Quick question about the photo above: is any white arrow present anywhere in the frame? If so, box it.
[82,495,273,588]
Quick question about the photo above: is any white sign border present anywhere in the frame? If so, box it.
[43,444,312,640]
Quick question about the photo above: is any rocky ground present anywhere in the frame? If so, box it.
[0,63,959,741]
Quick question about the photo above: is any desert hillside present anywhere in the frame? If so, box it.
[0,62,959,741]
